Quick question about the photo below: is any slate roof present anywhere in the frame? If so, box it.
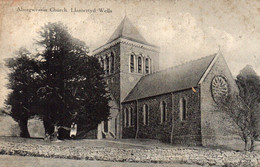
[123,54,217,103]
[107,16,153,46]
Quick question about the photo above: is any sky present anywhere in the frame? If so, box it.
[0,0,260,107]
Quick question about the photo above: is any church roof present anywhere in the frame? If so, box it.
[123,54,217,103]
[107,16,152,46]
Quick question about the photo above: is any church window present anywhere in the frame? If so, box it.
[111,52,115,73]
[130,55,134,73]
[180,98,187,121]
[106,55,109,74]
[99,57,104,69]
[143,104,149,125]
[145,58,150,74]
[124,108,129,127]
[129,107,133,126]
[138,56,142,73]
[161,101,167,123]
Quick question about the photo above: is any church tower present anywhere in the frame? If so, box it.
[93,16,159,139]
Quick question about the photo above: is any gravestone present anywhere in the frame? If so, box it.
[28,116,45,138]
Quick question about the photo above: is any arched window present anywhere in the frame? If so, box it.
[99,57,104,69]
[161,101,167,123]
[138,56,142,73]
[129,107,133,126]
[106,56,109,74]
[130,55,134,73]
[124,108,129,127]
[143,104,149,125]
[145,58,150,74]
[111,52,114,73]
[180,98,187,121]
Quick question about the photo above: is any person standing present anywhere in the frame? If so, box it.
[70,122,77,139]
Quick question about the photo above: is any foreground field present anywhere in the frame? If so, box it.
[0,137,259,167]
[0,155,201,167]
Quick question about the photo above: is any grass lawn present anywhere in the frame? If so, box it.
[0,155,202,167]
[0,136,209,150]
[0,136,259,166]
[2,136,259,152]
[0,136,178,149]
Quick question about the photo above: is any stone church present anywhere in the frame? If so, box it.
[93,17,238,147]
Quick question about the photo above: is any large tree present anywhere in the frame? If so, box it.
[219,65,260,151]
[5,48,40,138]
[36,22,110,139]
[236,65,260,151]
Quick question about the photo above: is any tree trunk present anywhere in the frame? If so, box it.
[250,139,255,152]
[244,138,248,151]
[43,118,54,136]
[19,119,30,138]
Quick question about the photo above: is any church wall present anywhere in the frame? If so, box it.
[94,44,121,139]
[119,42,159,102]
[122,94,172,142]
[94,44,121,105]
[122,88,201,145]
[107,73,121,106]
[121,101,137,139]
[200,55,241,149]
[136,94,172,142]
[171,88,202,146]
[119,42,159,74]
[120,73,143,104]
